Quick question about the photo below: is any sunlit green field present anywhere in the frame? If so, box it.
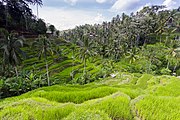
[0,74,179,120]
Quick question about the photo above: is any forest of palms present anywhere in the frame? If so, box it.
[0,0,180,120]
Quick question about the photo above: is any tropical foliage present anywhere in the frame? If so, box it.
[0,3,180,120]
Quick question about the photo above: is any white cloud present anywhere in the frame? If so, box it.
[31,6,107,30]
[94,13,105,23]
[137,3,151,12]
[162,0,177,9]
[64,0,78,6]
[96,0,107,4]
[111,0,140,12]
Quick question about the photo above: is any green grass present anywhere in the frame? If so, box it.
[136,74,153,89]
[64,109,111,120]
[0,72,180,120]
[0,85,118,104]
[152,77,180,97]
[28,86,118,103]
[0,97,76,120]
[135,96,180,120]
[80,92,133,120]
[48,59,73,71]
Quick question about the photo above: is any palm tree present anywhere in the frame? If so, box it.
[77,35,95,84]
[0,28,25,78]
[70,39,78,80]
[126,47,139,64]
[32,35,53,86]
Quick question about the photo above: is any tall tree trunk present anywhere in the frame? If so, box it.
[83,56,86,84]
[14,65,18,78]
[37,4,39,18]
[44,40,50,86]
[167,61,170,69]
[71,49,74,80]
[45,59,50,86]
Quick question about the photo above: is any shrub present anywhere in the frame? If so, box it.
[160,68,171,75]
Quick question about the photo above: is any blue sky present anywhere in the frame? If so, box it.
[31,0,180,30]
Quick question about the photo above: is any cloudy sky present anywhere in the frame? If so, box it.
[31,0,180,30]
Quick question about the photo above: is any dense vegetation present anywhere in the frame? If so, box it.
[0,1,180,119]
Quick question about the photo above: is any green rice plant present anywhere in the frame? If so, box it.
[59,67,75,77]
[0,85,102,106]
[23,57,39,65]
[53,63,86,83]
[0,105,30,120]
[117,88,144,99]
[129,77,139,85]
[36,84,102,92]
[35,60,53,68]
[28,86,118,103]
[0,97,76,120]
[147,75,173,87]
[41,60,79,76]
[64,109,111,120]
[134,96,180,120]
[0,84,118,105]
[24,60,53,71]
[136,74,153,89]
[99,78,122,85]
[41,103,76,120]
[49,60,73,71]
[152,78,180,97]
[81,92,133,120]
[52,64,83,77]
[0,97,59,109]
[129,73,142,85]
[147,76,161,86]
[23,56,53,67]
[78,66,94,72]
[1,69,179,120]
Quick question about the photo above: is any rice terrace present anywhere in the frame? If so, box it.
[0,0,180,120]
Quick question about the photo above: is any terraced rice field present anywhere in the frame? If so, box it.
[21,42,103,85]
[0,73,179,120]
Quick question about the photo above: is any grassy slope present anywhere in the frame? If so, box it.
[21,39,103,85]
[1,38,180,119]
[0,73,180,120]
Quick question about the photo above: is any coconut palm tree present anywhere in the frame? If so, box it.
[0,28,25,77]
[77,35,96,84]
[32,35,53,86]
[126,47,140,64]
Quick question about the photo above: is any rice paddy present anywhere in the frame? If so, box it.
[0,73,179,120]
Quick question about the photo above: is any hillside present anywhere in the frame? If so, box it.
[0,73,180,120]
[0,5,180,120]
